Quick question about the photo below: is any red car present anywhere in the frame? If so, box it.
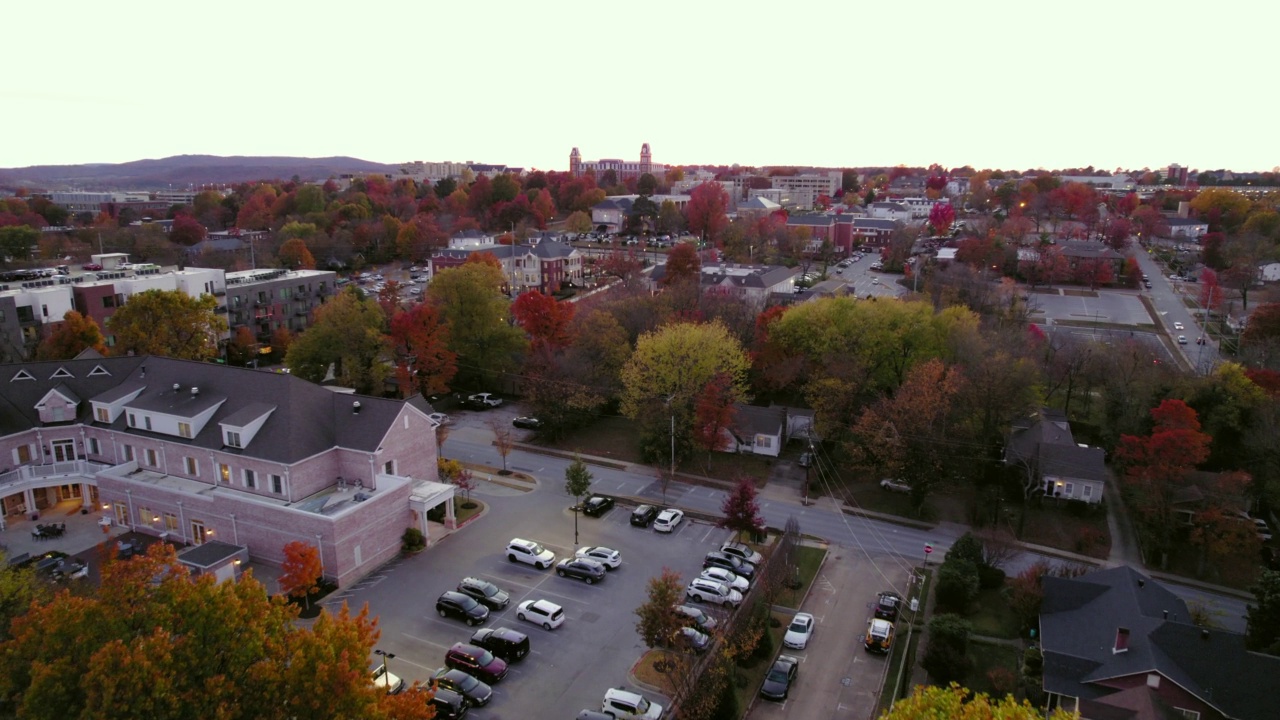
[82,263,103,271]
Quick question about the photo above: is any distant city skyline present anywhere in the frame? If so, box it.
[4,2,1275,174]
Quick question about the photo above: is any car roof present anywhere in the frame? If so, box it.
[870,618,893,631]
[530,599,561,612]
[604,688,645,703]
[441,590,471,602]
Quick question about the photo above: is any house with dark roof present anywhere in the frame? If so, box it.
[1040,565,1280,720]
[648,262,800,305]
[0,355,453,587]
[1005,408,1107,504]
[430,239,583,294]
[721,404,816,457]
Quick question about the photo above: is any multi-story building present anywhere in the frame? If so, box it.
[589,195,691,233]
[71,267,225,346]
[397,161,471,183]
[0,281,77,357]
[770,172,842,209]
[570,143,666,179]
[223,268,337,343]
[648,262,800,306]
[430,239,583,295]
[0,354,454,587]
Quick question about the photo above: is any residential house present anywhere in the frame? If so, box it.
[449,229,498,249]
[724,404,816,457]
[1040,565,1279,720]
[1057,241,1126,278]
[648,262,800,305]
[0,355,455,588]
[868,202,913,223]
[1004,408,1107,504]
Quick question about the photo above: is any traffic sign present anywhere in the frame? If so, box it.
[924,543,933,555]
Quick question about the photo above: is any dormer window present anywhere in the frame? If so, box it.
[95,407,109,423]
[226,431,241,448]
[127,413,137,428]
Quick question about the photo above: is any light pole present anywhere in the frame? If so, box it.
[374,649,396,694]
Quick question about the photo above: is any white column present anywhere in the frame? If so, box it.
[23,489,35,518]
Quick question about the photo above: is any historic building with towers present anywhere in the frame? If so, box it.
[570,144,666,179]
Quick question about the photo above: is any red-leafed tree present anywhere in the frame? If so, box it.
[512,290,575,353]
[388,303,457,399]
[169,213,206,246]
[662,243,701,287]
[1131,205,1169,243]
[928,202,956,236]
[691,372,740,471]
[1073,257,1115,289]
[1198,268,1223,311]
[684,182,729,244]
[279,540,324,611]
[598,246,645,284]
[718,476,764,541]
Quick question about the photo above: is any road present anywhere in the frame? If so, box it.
[1131,241,1222,373]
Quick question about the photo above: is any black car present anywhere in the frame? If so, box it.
[432,667,493,707]
[759,655,798,701]
[470,626,530,663]
[630,504,659,527]
[436,591,490,626]
[512,416,543,430]
[428,688,469,720]
[583,496,615,518]
[555,558,607,584]
[874,591,902,622]
[703,552,756,581]
[457,577,510,610]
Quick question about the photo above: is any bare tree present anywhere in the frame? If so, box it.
[488,419,515,474]
[976,528,1021,569]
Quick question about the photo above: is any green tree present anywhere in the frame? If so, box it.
[657,200,685,236]
[0,554,48,643]
[427,262,527,385]
[922,614,973,684]
[564,455,593,505]
[35,311,107,360]
[565,210,593,234]
[885,684,1075,720]
[0,226,38,261]
[637,173,658,196]
[1247,569,1280,654]
[106,290,226,360]
[634,568,684,649]
[285,287,389,394]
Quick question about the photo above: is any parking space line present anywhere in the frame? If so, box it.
[402,632,451,655]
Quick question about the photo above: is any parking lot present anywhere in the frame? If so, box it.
[323,478,744,719]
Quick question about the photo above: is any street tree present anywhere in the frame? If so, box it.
[488,418,515,474]
[279,541,323,611]
[35,310,106,360]
[885,683,1075,720]
[438,458,476,502]
[685,182,729,244]
[0,226,37,260]
[634,568,684,649]
[285,287,389,395]
[428,262,527,385]
[106,289,226,361]
[718,476,764,541]
[388,302,457,399]
[565,211,593,234]
[565,455,593,507]
[928,202,956,236]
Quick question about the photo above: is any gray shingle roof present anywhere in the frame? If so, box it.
[731,404,784,439]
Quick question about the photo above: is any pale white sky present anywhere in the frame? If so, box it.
[4,1,1275,173]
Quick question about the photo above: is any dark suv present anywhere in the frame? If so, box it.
[556,558,607,584]
[703,552,756,581]
[874,591,902,622]
[457,577,510,610]
[444,642,509,684]
[470,626,530,663]
[630,504,659,527]
[583,496,615,518]
[436,591,490,626]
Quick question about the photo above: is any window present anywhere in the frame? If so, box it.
[1065,482,1075,496]
[219,464,230,483]
[95,407,110,423]
[163,513,178,532]
[88,437,100,455]
[756,435,772,449]
[127,413,136,428]
[243,469,256,489]
[271,474,283,494]
[145,449,157,467]
[184,457,198,475]
[226,431,241,448]
[144,416,152,431]
[383,460,395,475]
[122,445,134,462]
[178,422,192,438]
[1174,710,1200,720]
[15,445,31,464]
[1083,485,1093,500]
[139,506,154,525]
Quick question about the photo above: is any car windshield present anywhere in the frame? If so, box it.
[789,619,808,632]
[476,649,494,665]
[453,673,477,691]
[767,664,790,682]
[633,698,650,713]
[459,596,479,610]
[529,543,546,554]
[477,582,499,598]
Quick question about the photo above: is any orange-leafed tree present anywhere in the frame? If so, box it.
[279,540,324,611]
[513,290,575,354]
[228,326,258,366]
[389,302,457,399]
[279,237,317,269]
[1187,471,1262,577]
[35,310,107,360]
[662,242,701,287]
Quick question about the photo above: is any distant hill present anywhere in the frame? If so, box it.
[0,155,399,190]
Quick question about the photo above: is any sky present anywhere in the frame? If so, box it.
[4,0,1276,174]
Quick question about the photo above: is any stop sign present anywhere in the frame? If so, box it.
[924,543,933,555]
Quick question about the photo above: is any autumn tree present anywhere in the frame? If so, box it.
[169,213,206,246]
[685,182,729,244]
[227,326,258,366]
[692,372,740,471]
[279,540,323,611]
[35,310,106,360]
[634,568,685,649]
[1198,267,1223,311]
[438,458,476,502]
[488,418,515,474]
[928,202,956,236]
[1187,472,1261,578]
[428,261,527,385]
[0,543,432,720]
[512,290,575,354]
[278,237,317,269]
[719,476,765,541]
[565,210,593,234]
[106,289,226,360]
[885,683,1075,720]
[388,302,457,399]
[522,309,632,439]
[662,242,701,287]
[285,287,389,394]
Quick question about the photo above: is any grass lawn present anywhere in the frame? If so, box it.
[773,544,828,610]
[966,586,1021,640]
[965,641,1022,697]
[453,498,484,525]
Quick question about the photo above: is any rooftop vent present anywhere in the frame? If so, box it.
[191,387,199,396]
[353,401,361,415]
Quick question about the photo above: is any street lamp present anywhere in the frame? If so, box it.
[374,649,396,694]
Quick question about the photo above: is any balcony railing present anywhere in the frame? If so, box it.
[0,460,111,494]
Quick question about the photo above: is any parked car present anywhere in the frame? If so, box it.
[428,688,469,720]
[601,688,664,720]
[444,642,509,684]
[469,626,530,663]
[783,612,815,650]
[556,557,607,584]
[879,478,911,494]
[427,412,451,425]
[432,667,493,707]
[675,604,718,633]
[370,662,404,694]
[719,542,763,566]
[575,546,621,569]
[653,508,684,533]
[582,495,615,517]
[517,599,565,630]
[759,655,799,701]
[456,577,510,610]
[465,393,503,409]
[699,567,749,593]
[864,618,895,653]
[436,591,490,626]
[630,504,659,527]
[703,551,756,581]
[506,538,555,569]
[874,591,903,622]
[81,263,103,271]
[675,626,710,653]
[512,416,543,430]
[686,578,742,608]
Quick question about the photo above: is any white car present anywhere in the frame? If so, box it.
[516,599,565,630]
[576,546,621,569]
[686,578,742,608]
[783,612,815,650]
[371,663,405,694]
[427,412,450,426]
[700,567,749,593]
[506,538,555,569]
[1174,322,1185,331]
[1178,335,1188,345]
[720,542,763,567]
[880,478,911,494]
[602,688,664,720]
[653,509,684,533]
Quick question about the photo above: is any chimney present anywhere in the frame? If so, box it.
[353,401,361,415]
[1113,627,1130,654]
